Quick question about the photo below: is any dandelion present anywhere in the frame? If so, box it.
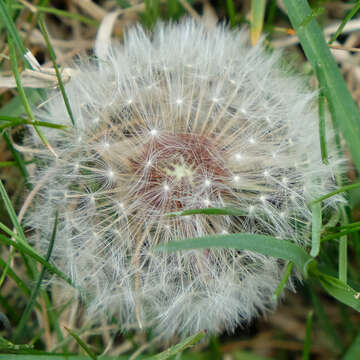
[26,20,341,337]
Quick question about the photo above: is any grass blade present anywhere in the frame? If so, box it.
[308,284,344,351]
[0,255,31,297]
[299,6,324,28]
[148,331,205,360]
[302,310,313,360]
[0,89,42,185]
[155,233,312,275]
[38,17,76,126]
[283,0,360,173]
[42,292,67,353]
[0,160,33,168]
[7,35,55,155]
[310,203,322,257]
[64,327,98,360]
[316,65,328,164]
[0,117,67,130]
[339,235,348,283]
[0,179,26,243]
[0,115,26,122]
[329,1,360,44]
[310,267,360,312]
[14,212,58,343]
[339,205,349,284]
[0,233,73,287]
[250,0,266,45]
[1,132,30,185]
[344,332,360,360]
[272,262,294,301]
[226,0,237,28]
[11,4,98,26]
[321,227,360,242]
[167,207,247,217]
[310,182,360,205]
[0,1,27,58]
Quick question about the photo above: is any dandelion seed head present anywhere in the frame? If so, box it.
[260,195,267,203]
[203,198,211,207]
[107,169,115,179]
[26,20,343,339]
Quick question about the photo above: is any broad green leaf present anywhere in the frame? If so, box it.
[283,0,360,173]
[155,233,313,275]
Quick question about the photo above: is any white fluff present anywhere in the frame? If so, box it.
[26,20,342,337]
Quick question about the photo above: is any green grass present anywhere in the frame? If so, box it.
[1,0,360,359]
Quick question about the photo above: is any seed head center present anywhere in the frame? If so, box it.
[129,132,228,210]
[164,157,194,183]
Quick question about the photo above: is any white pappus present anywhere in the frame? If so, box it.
[25,20,343,338]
